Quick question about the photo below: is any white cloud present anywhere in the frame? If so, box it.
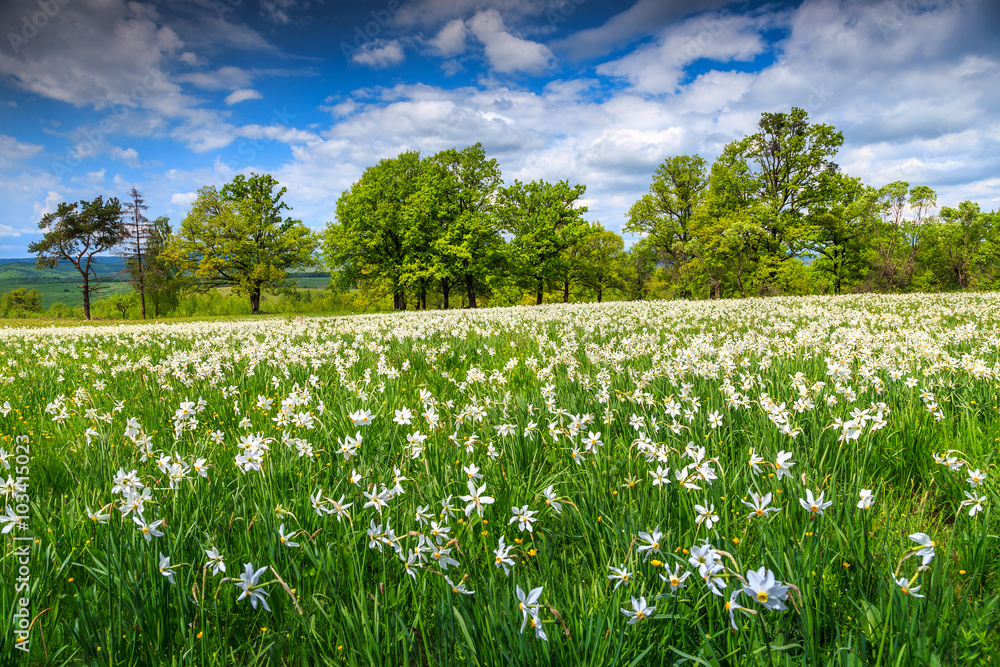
[225,89,263,105]
[352,40,406,68]
[171,192,198,207]
[467,10,554,74]
[431,19,469,56]
[236,125,322,145]
[110,146,141,167]
[0,134,43,168]
[0,0,186,111]
[554,0,731,60]
[597,10,768,94]
[0,0,290,163]
[33,191,64,221]
[177,67,254,91]
[0,224,38,238]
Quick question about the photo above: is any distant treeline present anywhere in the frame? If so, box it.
[0,260,330,286]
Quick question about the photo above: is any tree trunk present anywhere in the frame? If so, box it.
[250,287,261,314]
[536,277,544,305]
[563,279,569,303]
[420,283,427,310]
[81,272,91,320]
[597,286,602,303]
[136,228,147,320]
[393,291,406,311]
[442,278,450,310]
[465,274,477,309]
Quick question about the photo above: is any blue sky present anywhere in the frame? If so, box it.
[1,0,998,256]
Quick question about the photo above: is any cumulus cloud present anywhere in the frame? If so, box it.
[597,9,769,94]
[431,19,469,57]
[467,10,555,74]
[171,191,198,207]
[110,146,141,167]
[352,40,407,68]
[0,0,186,111]
[225,89,263,105]
[33,191,64,221]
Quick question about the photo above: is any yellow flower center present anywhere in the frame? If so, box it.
[757,591,769,604]
[670,577,679,587]
[636,611,644,620]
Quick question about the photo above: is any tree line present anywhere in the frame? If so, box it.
[20,107,999,320]
[627,108,998,298]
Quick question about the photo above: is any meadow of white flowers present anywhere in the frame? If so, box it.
[1,293,998,666]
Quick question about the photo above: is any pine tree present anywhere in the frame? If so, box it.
[121,187,152,319]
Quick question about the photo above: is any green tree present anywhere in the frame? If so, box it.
[324,152,425,311]
[626,155,708,297]
[621,238,658,301]
[0,288,43,316]
[714,107,844,266]
[927,201,994,289]
[164,174,318,314]
[568,222,627,302]
[28,196,127,320]
[806,174,872,294]
[498,179,589,305]
[108,292,137,319]
[865,181,936,290]
[416,144,505,309]
[144,216,181,317]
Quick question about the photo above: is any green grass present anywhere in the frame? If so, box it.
[1,293,998,666]
[0,281,133,309]
[0,276,329,311]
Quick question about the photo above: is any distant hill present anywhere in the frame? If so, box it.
[0,257,128,284]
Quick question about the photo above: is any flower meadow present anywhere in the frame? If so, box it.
[1,293,999,666]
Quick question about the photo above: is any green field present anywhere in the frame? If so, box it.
[1,293,998,666]
[0,281,133,309]
[1,277,329,311]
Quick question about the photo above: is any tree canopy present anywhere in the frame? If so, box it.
[28,196,127,320]
[163,173,318,314]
